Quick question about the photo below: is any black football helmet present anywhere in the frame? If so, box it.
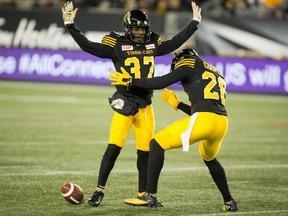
[170,49,199,71]
[123,10,151,44]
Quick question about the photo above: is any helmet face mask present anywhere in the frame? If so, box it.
[123,10,151,45]
[170,49,199,71]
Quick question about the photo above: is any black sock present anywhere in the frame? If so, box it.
[204,158,232,202]
[137,150,149,192]
[97,144,121,187]
[146,139,165,194]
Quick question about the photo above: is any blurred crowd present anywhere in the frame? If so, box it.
[1,0,287,19]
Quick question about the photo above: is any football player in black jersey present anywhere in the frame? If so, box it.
[110,49,238,211]
[62,1,202,207]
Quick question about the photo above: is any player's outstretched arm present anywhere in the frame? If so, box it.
[62,1,78,25]
[191,1,202,23]
[62,1,114,59]
[155,2,202,56]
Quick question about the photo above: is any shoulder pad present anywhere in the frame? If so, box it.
[150,31,159,37]
[102,32,118,48]
[150,32,162,46]
[175,57,196,70]
[110,31,123,38]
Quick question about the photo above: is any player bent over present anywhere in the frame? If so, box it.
[110,49,238,212]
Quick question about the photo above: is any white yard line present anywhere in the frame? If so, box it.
[0,94,104,104]
[0,140,129,145]
[186,209,288,216]
[0,81,114,93]
[1,163,287,176]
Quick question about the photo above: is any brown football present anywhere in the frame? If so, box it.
[61,183,85,205]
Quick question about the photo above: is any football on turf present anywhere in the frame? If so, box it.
[61,183,85,205]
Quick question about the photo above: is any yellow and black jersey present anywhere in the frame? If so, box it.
[66,21,199,99]
[132,56,227,116]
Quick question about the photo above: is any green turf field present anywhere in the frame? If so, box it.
[0,80,287,216]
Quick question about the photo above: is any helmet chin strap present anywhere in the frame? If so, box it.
[129,32,145,45]
[134,35,151,45]
[131,37,145,45]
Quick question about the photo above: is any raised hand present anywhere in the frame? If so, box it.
[191,1,202,23]
[62,1,78,25]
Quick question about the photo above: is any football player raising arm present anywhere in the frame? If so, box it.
[62,1,201,207]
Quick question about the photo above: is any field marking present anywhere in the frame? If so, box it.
[187,209,288,216]
[0,94,105,104]
[1,81,287,103]
[0,139,132,146]
[0,81,115,93]
[1,163,288,177]
[228,95,288,103]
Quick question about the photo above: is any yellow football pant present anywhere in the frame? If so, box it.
[154,112,228,161]
[109,104,155,151]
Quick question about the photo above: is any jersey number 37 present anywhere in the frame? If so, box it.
[125,56,154,79]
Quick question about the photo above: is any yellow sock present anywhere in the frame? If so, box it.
[96,186,105,191]
[137,192,145,198]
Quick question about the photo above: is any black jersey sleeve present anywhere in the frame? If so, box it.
[156,20,199,56]
[177,102,192,116]
[66,23,115,59]
[132,67,190,89]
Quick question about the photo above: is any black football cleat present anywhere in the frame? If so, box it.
[223,199,238,212]
[88,190,105,207]
[124,193,163,207]
[139,193,163,207]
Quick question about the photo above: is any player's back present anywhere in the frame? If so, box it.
[182,56,227,116]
